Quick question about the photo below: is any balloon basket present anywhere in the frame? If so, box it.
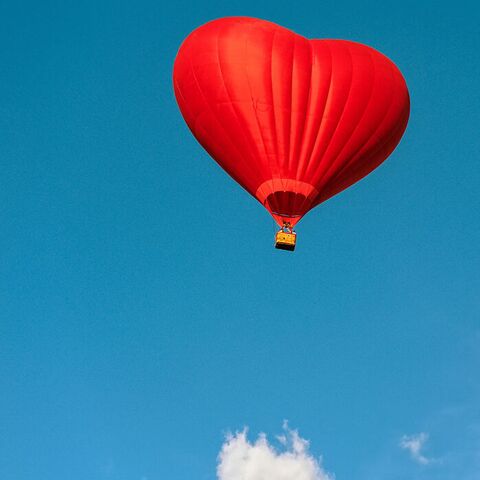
[275,230,296,251]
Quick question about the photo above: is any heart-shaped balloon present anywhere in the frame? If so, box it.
[173,17,409,226]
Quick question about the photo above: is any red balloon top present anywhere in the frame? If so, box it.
[173,17,410,226]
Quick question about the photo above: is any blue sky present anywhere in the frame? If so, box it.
[1,1,479,479]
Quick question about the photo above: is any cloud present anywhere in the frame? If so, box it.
[217,423,333,480]
[399,432,433,465]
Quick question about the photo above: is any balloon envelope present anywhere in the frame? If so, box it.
[173,17,410,226]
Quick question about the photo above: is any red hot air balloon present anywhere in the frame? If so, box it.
[173,17,410,250]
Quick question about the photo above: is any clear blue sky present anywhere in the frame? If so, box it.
[1,1,479,479]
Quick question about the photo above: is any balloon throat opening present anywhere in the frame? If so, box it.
[255,179,318,227]
[265,191,311,220]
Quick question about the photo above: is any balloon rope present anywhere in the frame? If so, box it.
[272,216,278,244]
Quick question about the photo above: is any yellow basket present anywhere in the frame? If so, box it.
[275,231,296,251]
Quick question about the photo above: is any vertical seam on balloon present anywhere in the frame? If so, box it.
[273,30,294,204]
[303,43,335,180]
[243,23,277,192]
[324,57,398,191]
[286,35,296,185]
[298,42,333,182]
[314,45,376,190]
[292,39,314,220]
[309,42,354,186]
[279,33,294,216]
[268,28,282,207]
[294,40,313,182]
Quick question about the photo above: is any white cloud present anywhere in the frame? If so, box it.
[217,423,333,480]
[399,432,433,465]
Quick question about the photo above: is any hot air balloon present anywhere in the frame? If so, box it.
[173,17,410,251]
